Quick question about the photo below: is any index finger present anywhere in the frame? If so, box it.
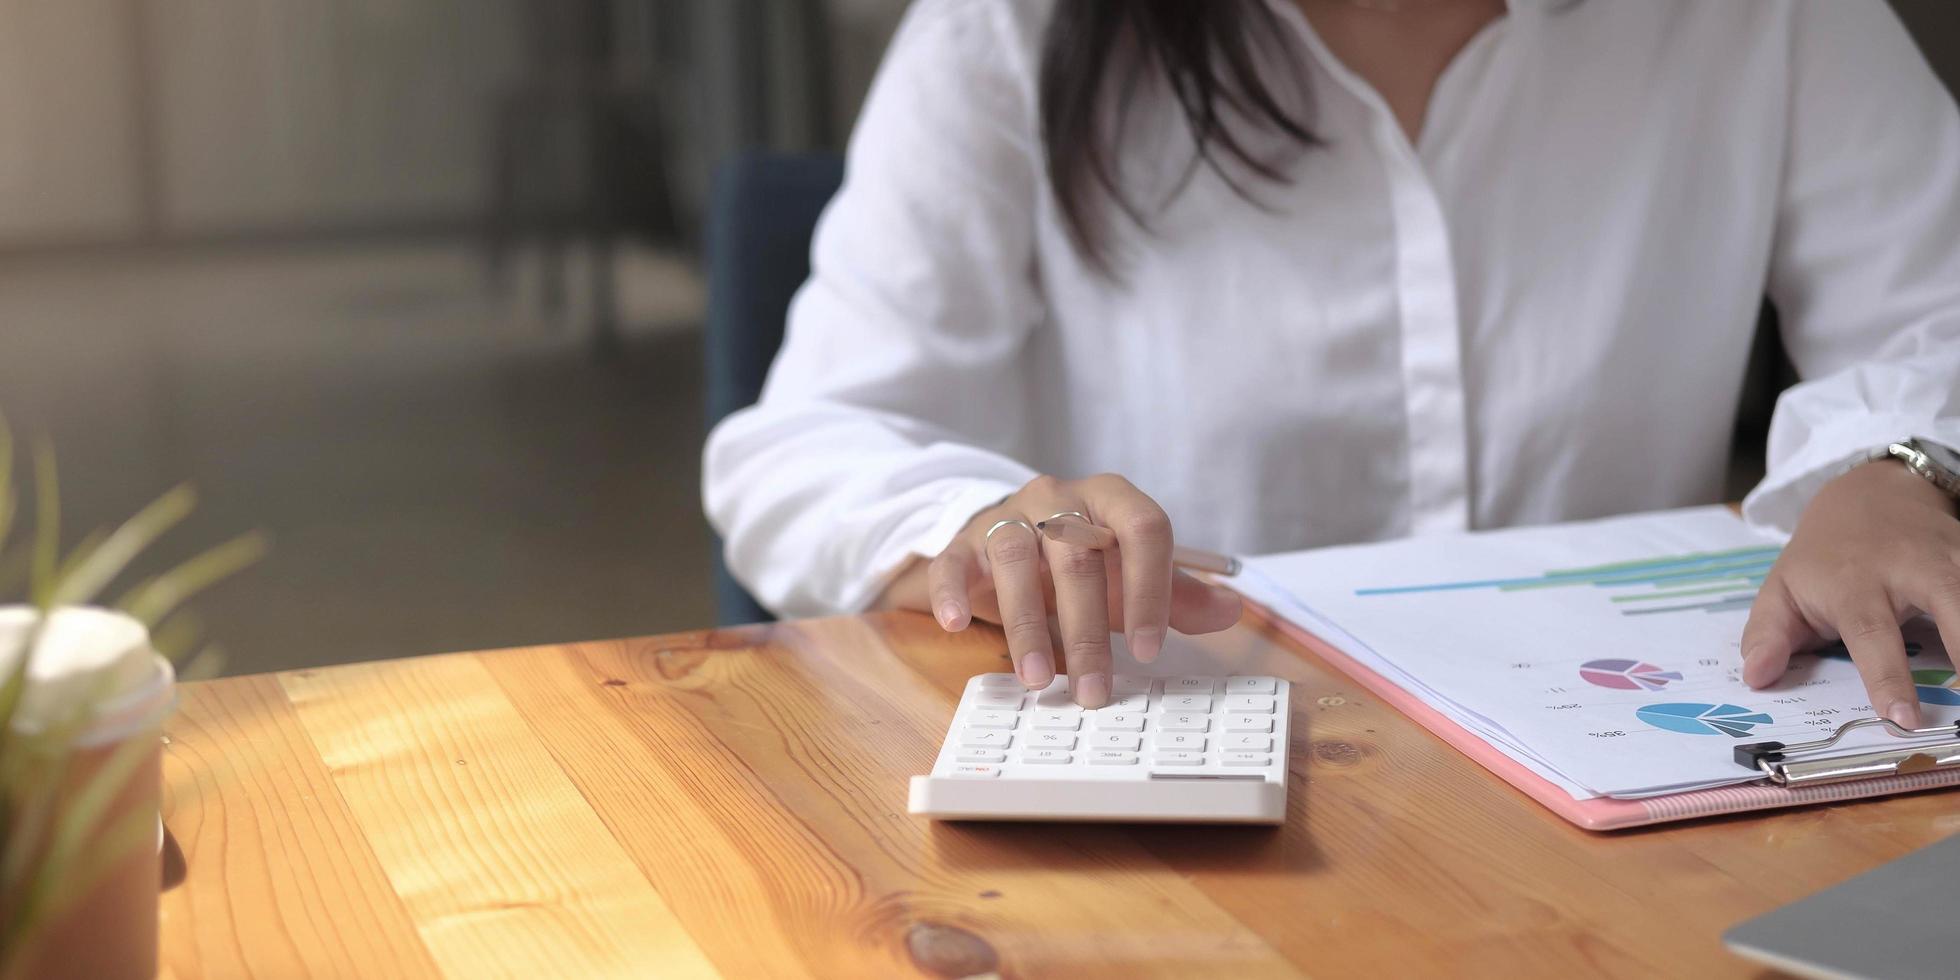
[1081,475,1173,664]
[1740,575,1815,689]
[1834,596,1921,729]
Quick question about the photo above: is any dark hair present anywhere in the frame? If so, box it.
[1038,1,1317,271]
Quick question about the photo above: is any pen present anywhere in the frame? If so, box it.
[1034,515,1243,577]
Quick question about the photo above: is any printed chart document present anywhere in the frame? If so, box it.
[1235,506,1959,800]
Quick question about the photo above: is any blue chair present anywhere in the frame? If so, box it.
[704,152,846,625]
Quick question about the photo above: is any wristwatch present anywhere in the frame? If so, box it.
[1871,438,1960,499]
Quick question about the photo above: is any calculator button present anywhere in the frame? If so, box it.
[1089,733,1142,751]
[1223,694,1276,714]
[1105,694,1150,712]
[1094,712,1145,732]
[976,674,1021,689]
[1112,676,1155,695]
[1154,733,1207,752]
[1090,750,1139,765]
[950,764,1000,778]
[1161,713,1209,732]
[973,690,1027,709]
[1161,694,1213,713]
[1224,714,1273,732]
[959,730,1011,748]
[1032,709,1082,730]
[1226,676,1277,695]
[1033,677,1072,706]
[1152,750,1204,766]
[965,710,1019,730]
[956,749,1006,763]
[1222,752,1272,767]
[1166,677,1216,694]
[1021,749,1072,764]
[1029,732,1077,750]
[1225,734,1273,752]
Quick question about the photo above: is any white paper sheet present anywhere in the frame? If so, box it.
[1240,507,1958,799]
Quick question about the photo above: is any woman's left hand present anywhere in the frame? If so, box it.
[1742,459,1960,728]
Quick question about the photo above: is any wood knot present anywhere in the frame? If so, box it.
[1311,740,1365,768]
[602,678,627,687]
[904,921,999,978]
[653,647,709,680]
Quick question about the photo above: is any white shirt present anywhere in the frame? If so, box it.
[704,0,1960,618]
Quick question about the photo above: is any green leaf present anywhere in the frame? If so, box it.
[4,699,156,959]
[0,751,64,897]
[148,609,204,664]
[117,530,269,627]
[0,544,27,597]
[29,804,158,942]
[34,722,155,887]
[1,792,157,974]
[49,483,196,609]
[0,639,29,753]
[46,526,105,594]
[177,643,224,682]
[0,410,14,554]
[0,611,51,783]
[0,668,119,894]
[27,439,57,607]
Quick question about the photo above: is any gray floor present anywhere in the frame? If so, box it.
[0,241,717,676]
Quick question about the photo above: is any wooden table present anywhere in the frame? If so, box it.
[157,611,1960,978]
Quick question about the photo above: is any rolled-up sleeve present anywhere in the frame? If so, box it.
[1744,0,1960,531]
[703,0,1044,617]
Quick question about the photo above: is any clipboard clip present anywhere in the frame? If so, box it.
[1735,717,1960,787]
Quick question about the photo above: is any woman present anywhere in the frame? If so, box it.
[704,0,1960,718]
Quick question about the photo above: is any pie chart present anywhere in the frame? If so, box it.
[1580,659,1684,691]
[1636,703,1775,738]
[1913,670,1960,707]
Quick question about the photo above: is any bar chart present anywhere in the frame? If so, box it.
[1355,545,1780,617]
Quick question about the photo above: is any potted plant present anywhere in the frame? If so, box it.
[0,416,264,980]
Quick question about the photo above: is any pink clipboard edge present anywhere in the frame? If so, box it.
[1241,597,1960,831]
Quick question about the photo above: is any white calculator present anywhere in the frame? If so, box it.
[908,673,1291,824]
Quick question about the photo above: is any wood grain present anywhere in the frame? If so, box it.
[278,654,718,979]
[478,623,1294,978]
[154,613,1960,979]
[160,674,441,979]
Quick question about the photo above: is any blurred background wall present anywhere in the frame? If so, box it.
[0,0,1949,674]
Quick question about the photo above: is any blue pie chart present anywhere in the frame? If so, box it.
[1914,669,1960,706]
[1636,703,1774,738]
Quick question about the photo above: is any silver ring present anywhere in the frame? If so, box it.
[1042,511,1088,525]
[985,519,1034,541]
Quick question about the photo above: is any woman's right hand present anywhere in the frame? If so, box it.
[910,474,1243,708]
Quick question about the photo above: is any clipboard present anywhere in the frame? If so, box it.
[1244,598,1960,830]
